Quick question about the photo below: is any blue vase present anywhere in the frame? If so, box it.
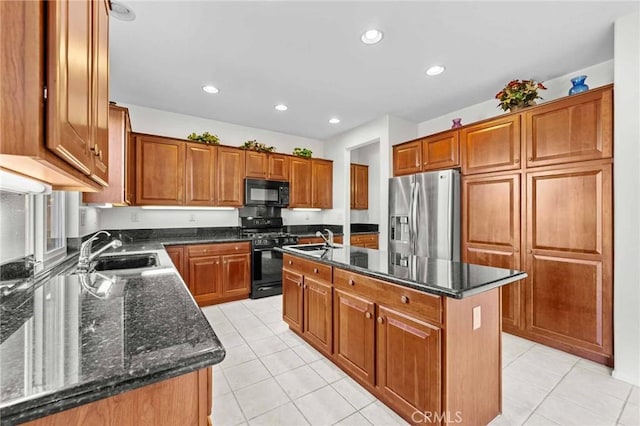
[569,75,589,95]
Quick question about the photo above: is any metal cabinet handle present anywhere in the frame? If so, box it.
[514,247,520,253]
[365,312,372,319]
[288,260,293,265]
[527,249,532,254]
[313,268,318,273]
[348,279,354,286]
[235,246,239,250]
[297,282,302,287]
[400,295,409,304]
[515,158,520,163]
[377,317,384,324]
[216,261,219,265]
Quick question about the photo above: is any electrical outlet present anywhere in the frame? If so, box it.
[131,212,139,222]
[473,306,481,330]
[305,214,310,221]
[189,214,196,222]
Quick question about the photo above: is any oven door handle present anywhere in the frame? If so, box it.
[253,247,277,252]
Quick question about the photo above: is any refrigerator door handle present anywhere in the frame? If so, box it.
[412,181,420,253]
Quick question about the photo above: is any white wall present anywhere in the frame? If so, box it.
[613,11,640,387]
[416,60,614,138]
[66,192,101,237]
[98,103,329,228]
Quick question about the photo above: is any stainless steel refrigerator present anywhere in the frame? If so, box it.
[388,169,460,261]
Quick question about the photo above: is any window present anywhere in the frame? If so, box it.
[0,191,34,263]
[36,191,66,266]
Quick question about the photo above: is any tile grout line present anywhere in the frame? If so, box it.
[615,385,634,425]
[518,357,580,425]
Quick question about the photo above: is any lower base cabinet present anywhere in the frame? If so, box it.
[24,368,212,426]
[166,242,251,307]
[350,233,379,249]
[283,253,503,425]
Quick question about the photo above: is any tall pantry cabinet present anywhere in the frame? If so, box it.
[460,85,613,366]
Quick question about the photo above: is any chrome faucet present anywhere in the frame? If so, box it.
[315,229,335,248]
[77,231,122,273]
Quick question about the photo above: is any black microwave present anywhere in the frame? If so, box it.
[245,179,289,207]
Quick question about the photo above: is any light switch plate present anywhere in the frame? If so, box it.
[473,306,481,330]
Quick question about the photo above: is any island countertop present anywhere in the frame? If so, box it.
[0,248,225,425]
[278,245,526,299]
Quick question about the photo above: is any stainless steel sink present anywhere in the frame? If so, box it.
[285,243,344,257]
[93,253,159,271]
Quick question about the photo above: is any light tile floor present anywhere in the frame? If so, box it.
[202,297,639,426]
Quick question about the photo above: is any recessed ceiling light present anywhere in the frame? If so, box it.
[110,1,136,21]
[360,29,383,45]
[426,65,446,76]
[202,85,219,94]
[275,104,288,111]
[329,118,340,124]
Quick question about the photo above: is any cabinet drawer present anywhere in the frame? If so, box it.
[188,242,250,257]
[334,268,442,325]
[351,234,378,243]
[283,254,332,282]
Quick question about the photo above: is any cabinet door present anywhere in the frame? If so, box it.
[135,135,185,205]
[303,276,333,355]
[376,306,441,419]
[222,253,251,297]
[352,164,368,210]
[89,0,109,186]
[245,151,268,179]
[282,269,304,333]
[525,162,612,362]
[268,154,290,181]
[46,0,95,175]
[217,147,245,207]
[289,157,312,208]
[124,111,135,204]
[392,141,421,176]
[188,255,223,305]
[350,164,355,209]
[462,173,522,330]
[461,115,521,175]
[421,131,460,171]
[525,87,612,168]
[166,246,186,281]
[333,289,375,385]
[186,143,216,205]
[311,159,333,209]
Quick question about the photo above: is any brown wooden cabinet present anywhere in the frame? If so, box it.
[524,86,613,168]
[350,164,369,210]
[461,115,521,175]
[166,245,187,282]
[0,0,107,191]
[311,159,333,209]
[282,269,304,333]
[186,143,217,206]
[392,141,422,176]
[350,233,378,249]
[135,135,185,205]
[245,152,290,181]
[289,157,312,208]
[376,305,441,420]
[217,147,245,207]
[25,368,212,426]
[333,289,376,385]
[83,104,134,205]
[183,242,251,307]
[297,235,344,245]
[421,130,460,171]
[268,154,290,181]
[524,161,612,365]
[303,276,333,354]
[462,172,522,331]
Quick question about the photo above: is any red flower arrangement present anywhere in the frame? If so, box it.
[495,79,547,111]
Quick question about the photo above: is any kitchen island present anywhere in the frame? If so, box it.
[278,244,526,426]
[0,247,225,425]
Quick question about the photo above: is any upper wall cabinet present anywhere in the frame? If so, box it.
[461,115,521,175]
[392,141,422,176]
[351,163,369,210]
[217,147,245,207]
[83,104,134,205]
[289,157,313,208]
[524,86,613,168]
[135,135,186,205]
[185,143,217,206]
[289,157,333,209]
[245,152,290,181]
[0,0,108,191]
[421,131,460,171]
[311,159,333,209]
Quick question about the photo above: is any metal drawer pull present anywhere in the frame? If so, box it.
[365,312,372,319]
[288,260,293,265]
[313,268,318,273]
[348,279,354,286]
[377,316,384,324]
[297,282,302,287]
[401,295,409,304]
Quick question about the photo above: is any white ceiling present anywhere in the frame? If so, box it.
[109,1,638,140]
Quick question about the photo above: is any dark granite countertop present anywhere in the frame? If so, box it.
[278,245,526,299]
[0,248,225,424]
